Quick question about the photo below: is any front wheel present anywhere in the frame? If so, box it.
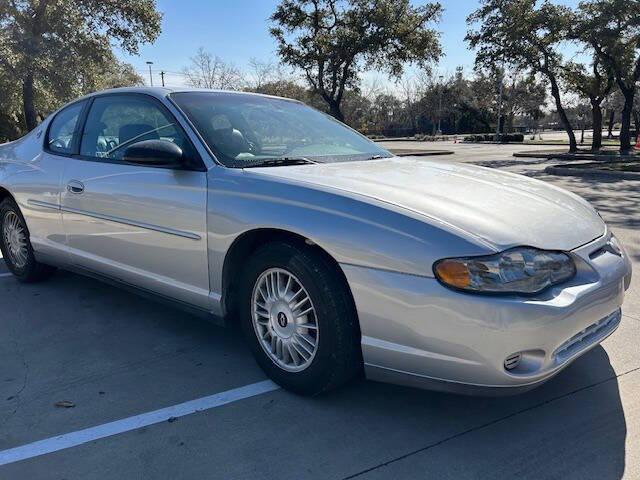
[239,242,362,395]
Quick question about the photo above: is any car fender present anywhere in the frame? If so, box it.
[207,167,496,297]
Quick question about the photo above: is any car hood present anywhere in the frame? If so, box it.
[248,157,605,251]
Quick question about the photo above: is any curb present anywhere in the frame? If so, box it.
[545,165,640,180]
[394,150,454,157]
[460,141,524,145]
[513,151,556,158]
[386,149,454,156]
[553,153,638,161]
[513,151,631,160]
[372,137,413,142]
[523,142,573,146]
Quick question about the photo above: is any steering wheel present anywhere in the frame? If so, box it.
[243,131,262,154]
[283,139,311,155]
[49,139,67,150]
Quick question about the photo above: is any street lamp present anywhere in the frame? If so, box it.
[437,75,444,135]
[496,67,504,138]
[146,61,154,87]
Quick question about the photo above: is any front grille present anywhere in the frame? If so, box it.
[589,246,607,260]
[554,309,621,363]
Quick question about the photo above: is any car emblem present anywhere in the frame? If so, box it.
[277,312,288,328]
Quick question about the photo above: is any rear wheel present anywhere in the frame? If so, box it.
[0,198,56,282]
[239,242,362,395]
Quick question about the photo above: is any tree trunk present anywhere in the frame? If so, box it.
[22,72,38,132]
[327,100,344,123]
[607,109,615,139]
[591,100,603,152]
[549,75,577,153]
[619,88,634,153]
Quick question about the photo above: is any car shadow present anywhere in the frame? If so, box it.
[318,345,626,479]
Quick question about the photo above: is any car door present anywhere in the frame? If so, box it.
[60,93,210,309]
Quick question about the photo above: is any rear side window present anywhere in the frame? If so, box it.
[80,95,194,162]
[46,102,84,154]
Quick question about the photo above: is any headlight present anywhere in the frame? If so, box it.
[434,247,576,294]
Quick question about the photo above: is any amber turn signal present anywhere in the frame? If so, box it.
[434,259,471,288]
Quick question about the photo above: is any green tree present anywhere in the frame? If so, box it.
[576,0,640,153]
[467,0,579,152]
[270,0,443,122]
[84,59,145,91]
[251,79,315,105]
[495,71,548,134]
[562,57,613,151]
[455,71,495,133]
[0,66,23,142]
[603,90,624,139]
[514,75,547,136]
[0,0,161,132]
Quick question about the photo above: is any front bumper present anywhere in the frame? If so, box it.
[342,233,632,395]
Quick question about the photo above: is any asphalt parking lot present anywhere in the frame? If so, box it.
[1,142,639,479]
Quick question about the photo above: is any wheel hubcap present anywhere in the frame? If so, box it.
[251,268,319,372]
[2,211,28,269]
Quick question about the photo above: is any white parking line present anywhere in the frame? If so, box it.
[0,379,279,467]
[0,273,12,278]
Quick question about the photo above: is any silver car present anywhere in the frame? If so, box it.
[0,87,632,395]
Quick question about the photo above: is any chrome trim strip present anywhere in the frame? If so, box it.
[61,206,202,241]
[364,362,546,389]
[27,199,60,210]
[27,199,201,240]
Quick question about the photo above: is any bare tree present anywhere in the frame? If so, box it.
[397,75,420,134]
[414,71,447,134]
[246,58,286,91]
[182,48,244,90]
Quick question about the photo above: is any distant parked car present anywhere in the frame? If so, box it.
[0,88,632,395]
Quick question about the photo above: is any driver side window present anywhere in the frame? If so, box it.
[46,102,85,154]
[80,95,191,162]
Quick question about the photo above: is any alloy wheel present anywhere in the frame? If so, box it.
[251,267,319,372]
[2,211,28,269]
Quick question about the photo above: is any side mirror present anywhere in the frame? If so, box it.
[122,139,184,167]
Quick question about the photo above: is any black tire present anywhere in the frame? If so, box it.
[239,241,362,395]
[0,198,56,282]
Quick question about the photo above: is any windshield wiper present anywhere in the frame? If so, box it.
[242,157,318,168]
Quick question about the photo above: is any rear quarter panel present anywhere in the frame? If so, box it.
[0,124,68,260]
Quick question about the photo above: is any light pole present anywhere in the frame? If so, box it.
[437,75,444,135]
[496,67,504,138]
[146,61,154,87]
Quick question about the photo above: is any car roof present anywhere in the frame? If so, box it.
[75,86,302,104]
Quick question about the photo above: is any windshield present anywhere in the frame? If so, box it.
[170,92,391,168]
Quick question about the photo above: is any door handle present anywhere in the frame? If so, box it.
[67,180,85,194]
